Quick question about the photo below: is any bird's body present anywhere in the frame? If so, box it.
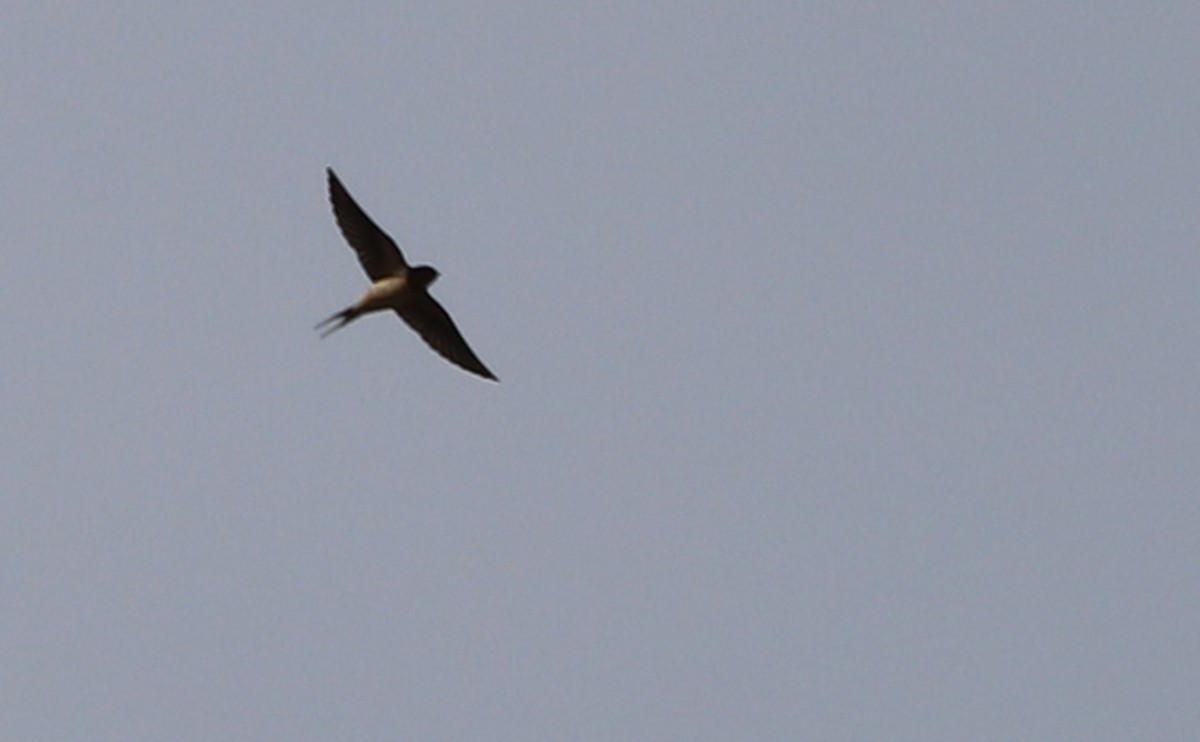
[317,169,497,381]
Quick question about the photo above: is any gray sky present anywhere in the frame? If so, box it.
[4,2,1199,739]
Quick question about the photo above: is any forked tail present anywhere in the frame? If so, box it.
[315,307,359,338]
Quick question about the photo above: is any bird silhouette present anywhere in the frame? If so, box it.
[316,168,498,381]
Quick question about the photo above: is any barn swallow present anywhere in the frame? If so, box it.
[316,168,498,381]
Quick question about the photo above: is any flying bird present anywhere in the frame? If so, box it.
[316,168,498,381]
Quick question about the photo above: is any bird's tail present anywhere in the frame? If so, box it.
[315,307,359,338]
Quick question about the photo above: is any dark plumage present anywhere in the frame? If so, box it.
[317,168,498,381]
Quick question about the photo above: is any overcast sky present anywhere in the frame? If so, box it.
[4,2,1199,740]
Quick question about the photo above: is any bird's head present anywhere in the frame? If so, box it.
[410,265,440,287]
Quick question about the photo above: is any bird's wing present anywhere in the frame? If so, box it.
[327,168,408,281]
[395,296,498,381]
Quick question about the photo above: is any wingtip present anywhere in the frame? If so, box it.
[469,365,500,382]
[470,363,500,382]
[326,167,346,204]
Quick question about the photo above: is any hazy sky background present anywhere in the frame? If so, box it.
[4,2,1199,739]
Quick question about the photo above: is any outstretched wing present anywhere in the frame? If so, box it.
[395,296,498,381]
[327,168,408,281]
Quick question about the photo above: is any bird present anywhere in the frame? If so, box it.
[316,168,498,381]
